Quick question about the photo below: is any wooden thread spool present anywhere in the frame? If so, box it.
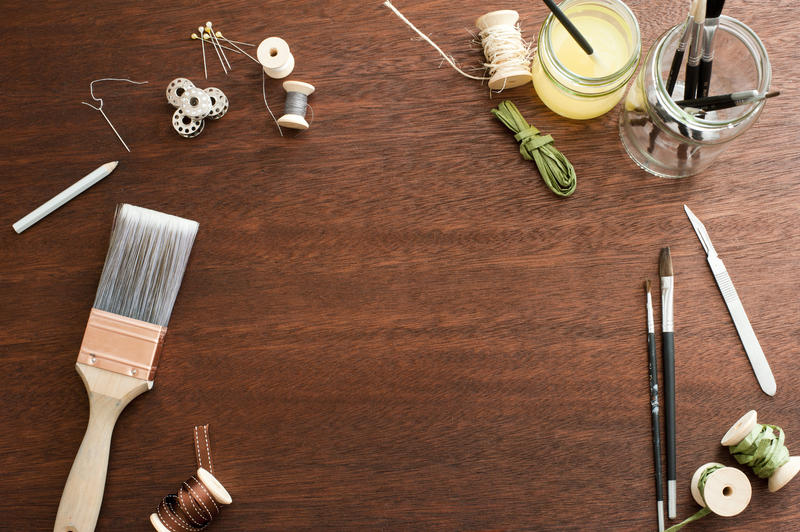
[474,10,533,90]
[690,463,751,517]
[257,37,294,79]
[149,467,232,532]
[721,410,800,492]
[277,81,315,130]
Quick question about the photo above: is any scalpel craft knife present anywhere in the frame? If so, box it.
[684,205,776,396]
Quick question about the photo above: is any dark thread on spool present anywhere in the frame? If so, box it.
[284,91,308,117]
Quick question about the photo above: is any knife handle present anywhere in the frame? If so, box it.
[708,257,776,396]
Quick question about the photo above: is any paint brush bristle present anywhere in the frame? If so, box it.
[694,0,706,23]
[93,204,199,326]
[659,247,674,277]
[706,0,725,19]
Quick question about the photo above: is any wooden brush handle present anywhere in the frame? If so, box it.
[54,363,151,532]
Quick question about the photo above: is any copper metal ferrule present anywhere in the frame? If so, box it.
[76,308,167,381]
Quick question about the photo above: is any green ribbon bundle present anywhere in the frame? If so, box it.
[729,424,790,478]
[666,425,791,531]
[491,100,577,198]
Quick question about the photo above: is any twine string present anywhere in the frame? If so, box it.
[384,1,532,91]
[491,100,577,197]
[477,24,532,78]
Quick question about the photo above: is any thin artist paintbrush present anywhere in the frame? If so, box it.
[698,0,725,98]
[54,204,198,532]
[646,280,665,532]
[659,247,676,520]
[683,0,706,100]
[665,0,698,97]
[677,90,780,112]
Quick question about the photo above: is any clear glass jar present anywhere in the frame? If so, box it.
[619,16,771,178]
[532,0,641,120]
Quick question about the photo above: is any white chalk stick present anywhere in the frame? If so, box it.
[13,161,119,234]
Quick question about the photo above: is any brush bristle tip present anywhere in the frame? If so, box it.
[93,204,198,326]
[659,247,674,277]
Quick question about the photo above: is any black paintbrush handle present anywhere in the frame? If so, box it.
[542,0,594,55]
[698,59,713,98]
[684,64,699,100]
[666,48,685,97]
[662,331,676,485]
[648,332,663,502]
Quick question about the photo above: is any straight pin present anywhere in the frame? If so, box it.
[215,31,259,64]
[206,22,231,70]
[191,33,208,79]
[201,25,227,75]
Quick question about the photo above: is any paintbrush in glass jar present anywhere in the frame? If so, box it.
[676,90,780,112]
[54,204,198,532]
[698,0,725,98]
[665,0,698,97]
[683,0,706,99]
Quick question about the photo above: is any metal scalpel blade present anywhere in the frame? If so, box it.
[684,205,776,396]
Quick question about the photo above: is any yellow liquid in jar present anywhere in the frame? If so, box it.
[532,5,634,119]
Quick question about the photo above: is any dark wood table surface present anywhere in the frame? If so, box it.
[2,0,798,530]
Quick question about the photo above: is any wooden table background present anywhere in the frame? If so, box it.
[2,0,798,529]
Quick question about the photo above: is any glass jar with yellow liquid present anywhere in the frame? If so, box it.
[532,0,641,120]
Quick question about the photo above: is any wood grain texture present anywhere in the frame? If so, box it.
[1,0,799,530]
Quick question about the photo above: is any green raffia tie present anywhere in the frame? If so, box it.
[491,100,577,198]
[729,424,790,478]
[664,465,722,532]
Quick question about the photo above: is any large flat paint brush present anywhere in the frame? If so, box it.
[54,204,198,532]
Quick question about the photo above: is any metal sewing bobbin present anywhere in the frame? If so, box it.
[277,81,314,130]
[166,78,195,107]
[204,87,229,120]
[180,87,212,119]
[149,467,232,532]
[257,37,294,79]
[172,107,205,138]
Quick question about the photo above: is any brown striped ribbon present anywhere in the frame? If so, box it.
[155,425,220,531]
